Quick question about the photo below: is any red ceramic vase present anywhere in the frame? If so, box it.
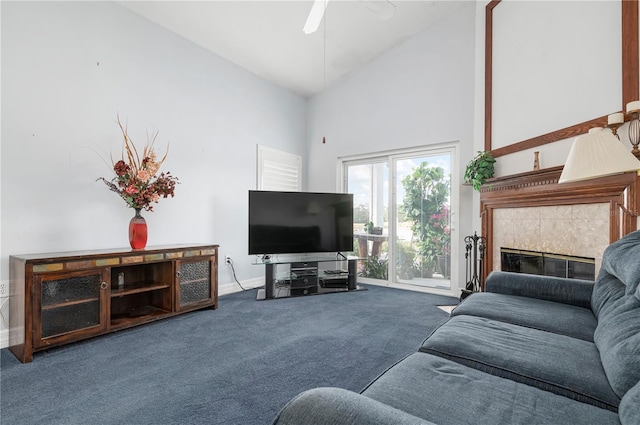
[129,208,148,249]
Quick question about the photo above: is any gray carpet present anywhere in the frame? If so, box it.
[0,284,456,425]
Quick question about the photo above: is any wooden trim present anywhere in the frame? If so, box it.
[489,117,608,158]
[480,169,639,284]
[481,165,563,192]
[481,169,637,207]
[485,0,639,158]
[623,0,640,108]
[480,205,492,291]
[10,244,219,264]
[484,1,501,152]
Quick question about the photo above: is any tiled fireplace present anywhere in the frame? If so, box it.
[492,204,608,277]
[479,166,639,287]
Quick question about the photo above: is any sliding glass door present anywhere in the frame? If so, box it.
[347,161,389,281]
[395,154,451,290]
[343,146,456,295]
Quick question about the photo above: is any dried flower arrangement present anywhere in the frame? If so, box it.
[98,116,178,211]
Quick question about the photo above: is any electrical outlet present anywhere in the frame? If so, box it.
[225,256,232,265]
[0,280,9,297]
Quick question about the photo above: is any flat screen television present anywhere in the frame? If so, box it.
[248,190,354,256]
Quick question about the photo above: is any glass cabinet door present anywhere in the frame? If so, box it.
[176,258,215,310]
[33,269,108,348]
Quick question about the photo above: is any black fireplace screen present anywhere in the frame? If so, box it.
[500,248,595,281]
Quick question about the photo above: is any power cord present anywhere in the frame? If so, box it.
[226,258,247,291]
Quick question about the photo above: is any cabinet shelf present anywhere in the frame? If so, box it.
[42,297,100,311]
[110,306,172,328]
[110,282,171,297]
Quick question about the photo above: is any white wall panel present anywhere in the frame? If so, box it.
[0,1,306,291]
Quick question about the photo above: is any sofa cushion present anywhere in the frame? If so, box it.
[485,271,594,308]
[593,288,640,399]
[452,292,597,341]
[419,315,619,411]
[590,230,640,399]
[362,353,620,425]
[592,271,627,318]
[619,380,640,425]
[598,229,640,296]
[273,387,436,425]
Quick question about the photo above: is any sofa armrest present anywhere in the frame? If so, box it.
[273,387,436,425]
[485,271,594,309]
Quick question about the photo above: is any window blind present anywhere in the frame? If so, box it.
[257,145,302,191]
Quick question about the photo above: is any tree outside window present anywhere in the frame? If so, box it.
[400,162,450,278]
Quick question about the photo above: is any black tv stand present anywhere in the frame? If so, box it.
[253,254,363,300]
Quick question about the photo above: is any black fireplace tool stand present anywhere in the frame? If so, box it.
[462,232,486,300]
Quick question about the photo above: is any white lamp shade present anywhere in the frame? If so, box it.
[559,127,640,183]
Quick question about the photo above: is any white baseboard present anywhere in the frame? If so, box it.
[218,277,264,296]
[0,328,8,350]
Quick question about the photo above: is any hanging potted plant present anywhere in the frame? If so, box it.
[464,151,496,191]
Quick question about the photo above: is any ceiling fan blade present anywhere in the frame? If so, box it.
[303,0,329,34]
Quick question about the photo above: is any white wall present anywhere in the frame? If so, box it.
[475,0,640,179]
[305,2,477,294]
[307,3,477,186]
[0,1,306,294]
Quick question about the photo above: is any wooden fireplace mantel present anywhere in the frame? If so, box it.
[479,167,639,284]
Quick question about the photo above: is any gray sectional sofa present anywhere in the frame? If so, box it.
[273,230,640,425]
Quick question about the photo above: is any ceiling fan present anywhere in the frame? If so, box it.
[303,0,396,34]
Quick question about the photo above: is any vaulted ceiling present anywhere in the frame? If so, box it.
[118,1,468,97]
